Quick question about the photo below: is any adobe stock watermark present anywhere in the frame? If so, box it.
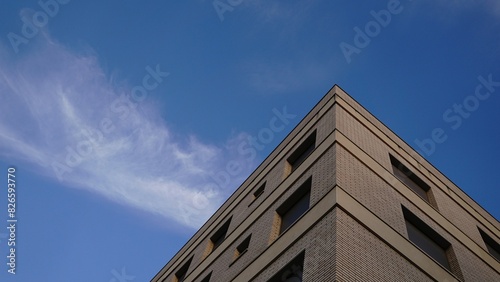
[178,106,297,225]
[382,74,499,188]
[51,64,170,181]
[209,107,296,189]
[339,0,411,64]
[109,267,135,282]
[213,0,243,21]
[7,0,71,54]
[414,74,500,157]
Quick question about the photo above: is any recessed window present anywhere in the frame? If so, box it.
[234,234,252,260]
[390,155,431,202]
[253,183,265,199]
[277,177,311,235]
[402,207,451,271]
[210,217,232,251]
[478,228,500,261]
[174,256,193,282]
[287,131,316,171]
[251,182,266,204]
[200,272,212,282]
[267,251,304,282]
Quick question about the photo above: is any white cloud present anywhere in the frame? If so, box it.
[0,38,257,229]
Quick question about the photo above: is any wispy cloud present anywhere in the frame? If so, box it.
[0,37,257,228]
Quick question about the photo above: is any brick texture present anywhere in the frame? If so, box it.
[153,87,500,282]
[336,208,434,282]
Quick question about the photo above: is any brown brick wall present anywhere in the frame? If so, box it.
[335,101,500,264]
[401,200,499,281]
[336,145,406,234]
[336,145,499,281]
[154,88,499,282]
[336,208,434,282]
[252,209,337,282]
[336,104,389,169]
[162,142,337,281]
[159,103,337,281]
[202,145,336,281]
[335,87,499,231]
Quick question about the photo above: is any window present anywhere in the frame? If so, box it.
[210,217,232,251]
[267,251,304,282]
[277,178,311,235]
[200,272,212,282]
[174,256,193,282]
[478,228,500,261]
[234,235,251,260]
[249,182,266,206]
[402,207,451,270]
[253,182,266,200]
[390,155,431,202]
[287,131,316,171]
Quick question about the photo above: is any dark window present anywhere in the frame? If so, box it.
[390,155,430,202]
[175,256,193,282]
[253,182,265,200]
[479,228,500,261]
[200,272,212,282]
[403,207,451,270]
[235,235,251,258]
[287,131,316,171]
[277,178,311,235]
[210,217,232,251]
[267,251,304,282]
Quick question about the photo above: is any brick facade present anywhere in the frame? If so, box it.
[152,85,500,282]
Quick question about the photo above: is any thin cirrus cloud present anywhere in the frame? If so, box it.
[0,37,257,229]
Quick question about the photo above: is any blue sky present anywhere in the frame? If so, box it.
[0,0,499,281]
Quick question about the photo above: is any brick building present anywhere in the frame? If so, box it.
[152,85,500,281]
